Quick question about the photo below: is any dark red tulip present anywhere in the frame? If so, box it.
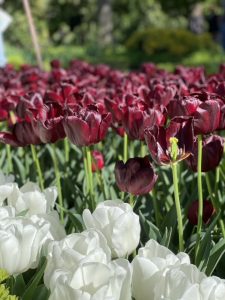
[50,59,61,68]
[92,150,104,172]
[144,117,194,165]
[123,106,165,140]
[188,200,215,225]
[31,103,66,144]
[63,105,112,147]
[167,97,201,119]
[32,116,65,144]
[187,135,224,172]
[115,156,157,195]
[149,83,176,107]
[0,121,41,147]
[104,97,126,123]
[193,100,220,135]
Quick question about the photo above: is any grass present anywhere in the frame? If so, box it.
[5,43,225,74]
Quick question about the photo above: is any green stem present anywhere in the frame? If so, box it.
[64,138,70,163]
[86,146,95,210]
[141,142,145,157]
[96,169,107,199]
[30,145,44,190]
[205,173,225,238]
[214,167,220,194]
[6,144,13,173]
[151,189,160,228]
[129,193,134,207]
[52,144,64,223]
[171,162,184,251]
[82,147,89,195]
[122,133,128,200]
[195,135,203,261]
[123,133,128,162]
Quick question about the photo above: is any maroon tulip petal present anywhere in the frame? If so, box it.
[194,100,220,135]
[115,156,158,195]
[188,200,215,225]
[145,126,169,165]
[187,135,224,172]
[14,122,41,146]
[0,132,22,147]
[98,113,112,141]
[33,117,65,144]
[63,116,90,147]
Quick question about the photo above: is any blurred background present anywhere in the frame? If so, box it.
[3,0,225,72]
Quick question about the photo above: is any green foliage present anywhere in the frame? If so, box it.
[126,28,217,58]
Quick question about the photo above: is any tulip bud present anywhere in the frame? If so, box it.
[187,135,224,172]
[115,156,157,195]
[188,200,215,225]
[83,200,141,258]
[91,150,104,172]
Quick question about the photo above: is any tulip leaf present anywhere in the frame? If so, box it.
[67,212,84,232]
[12,274,26,296]
[160,227,172,248]
[139,210,161,241]
[30,284,50,300]
[13,156,26,182]
[195,212,221,267]
[205,238,225,276]
[21,257,47,300]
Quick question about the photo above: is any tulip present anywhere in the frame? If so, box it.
[187,135,224,172]
[7,182,57,217]
[123,106,165,140]
[0,121,41,147]
[48,259,132,300]
[188,200,215,225]
[132,239,190,300]
[151,264,225,300]
[149,83,176,107]
[167,96,201,119]
[63,105,112,147]
[115,156,157,195]
[91,150,104,172]
[44,229,111,289]
[144,117,194,165]
[31,103,66,144]
[0,218,52,275]
[193,100,220,135]
[83,200,141,258]
[0,172,15,206]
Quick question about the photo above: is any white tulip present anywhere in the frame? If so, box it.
[0,206,15,220]
[83,200,141,258]
[152,264,225,300]
[44,229,111,289]
[0,172,15,206]
[0,217,51,275]
[29,211,66,246]
[48,259,132,300]
[7,182,57,216]
[132,239,190,300]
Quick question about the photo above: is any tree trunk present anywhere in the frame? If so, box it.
[98,0,113,47]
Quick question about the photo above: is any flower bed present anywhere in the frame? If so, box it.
[0,60,225,298]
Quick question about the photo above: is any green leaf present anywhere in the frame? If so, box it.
[21,257,47,300]
[67,212,84,232]
[139,210,161,241]
[205,238,225,276]
[160,227,172,248]
[195,212,221,267]
[12,274,26,296]
[31,284,50,300]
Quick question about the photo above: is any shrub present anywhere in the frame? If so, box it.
[126,28,217,58]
